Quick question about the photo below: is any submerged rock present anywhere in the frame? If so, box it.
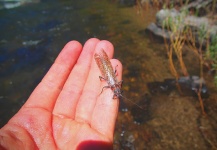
[177,76,208,97]
[147,76,209,98]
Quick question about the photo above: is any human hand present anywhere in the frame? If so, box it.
[0,38,122,150]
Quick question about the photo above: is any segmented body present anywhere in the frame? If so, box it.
[94,49,122,98]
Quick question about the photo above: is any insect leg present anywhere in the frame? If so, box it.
[100,85,111,95]
[118,80,123,87]
[114,65,118,76]
[113,94,119,99]
[99,76,106,81]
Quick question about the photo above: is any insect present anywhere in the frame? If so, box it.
[94,49,123,99]
[94,49,144,109]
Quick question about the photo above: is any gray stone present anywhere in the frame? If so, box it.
[146,22,171,41]
[156,8,180,28]
[146,3,217,47]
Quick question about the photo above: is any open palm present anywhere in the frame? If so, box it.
[0,38,122,150]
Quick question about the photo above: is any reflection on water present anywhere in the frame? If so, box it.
[1,0,217,149]
[0,0,40,10]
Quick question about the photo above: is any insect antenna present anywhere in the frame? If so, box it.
[119,94,145,110]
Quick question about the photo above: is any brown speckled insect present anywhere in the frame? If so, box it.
[94,49,144,110]
[94,49,123,99]
[94,49,143,109]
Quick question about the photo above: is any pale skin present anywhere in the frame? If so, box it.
[0,38,122,150]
